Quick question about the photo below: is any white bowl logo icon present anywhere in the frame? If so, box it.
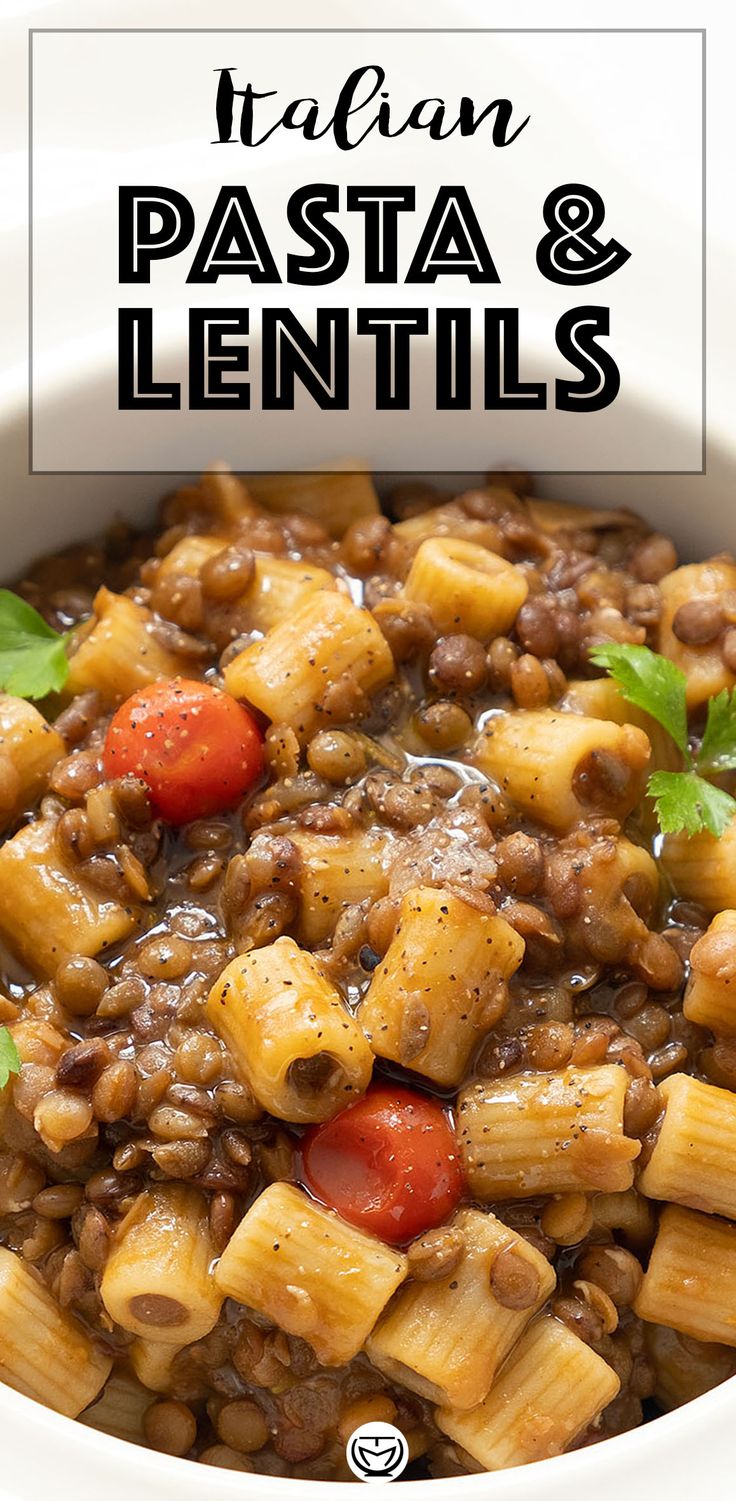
[346,1421,410,1483]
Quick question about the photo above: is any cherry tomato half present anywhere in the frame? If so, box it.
[103,677,263,825]
[300,1084,463,1245]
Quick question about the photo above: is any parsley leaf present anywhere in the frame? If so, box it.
[590,641,736,839]
[0,590,71,699]
[0,1025,20,1090]
[647,770,736,839]
[698,687,736,773]
[588,643,690,760]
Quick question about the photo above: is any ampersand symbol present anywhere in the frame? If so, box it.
[536,183,630,285]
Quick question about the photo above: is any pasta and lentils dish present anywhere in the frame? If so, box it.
[0,467,735,1478]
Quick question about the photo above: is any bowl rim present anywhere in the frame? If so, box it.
[1,1367,734,1497]
[1,370,734,1498]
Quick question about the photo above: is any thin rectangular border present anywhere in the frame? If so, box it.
[28,27,706,476]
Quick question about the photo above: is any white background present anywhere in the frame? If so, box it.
[28,24,703,472]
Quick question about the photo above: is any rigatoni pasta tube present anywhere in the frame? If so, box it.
[661,817,736,913]
[246,467,380,538]
[0,817,139,977]
[394,497,510,556]
[635,1204,736,1347]
[207,937,373,1122]
[360,888,524,1086]
[660,816,736,906]
[457,1067,640,1199]
[236,556,338,634]
[437,1316,619,1470]
[129,1339,206,1402]
[684,911,736,1034]
[0,695,64,830]
[474,709,650,831]
[289,828,391,946]
[658,559,736,709]
[172,465,256,524]
[526,499,634,534]
[403,537,527,640]
[79,1371,152,1444]
[638,1073,736,1219]
[224,590,394,743]
[644,1323,736,1411]
[64,587,183,705]
[366,1208,554,1409]
[155,537,338,635]
[563,677,680,775]
[100,1185,222,1345]
[129,1340,184,1395]
[154,533,224,584]
[0,1246,111,1416]
[215,1182,407,1366]
[591,1188,657,1252]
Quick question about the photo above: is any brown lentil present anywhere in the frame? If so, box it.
[53,691,101,747]
[407,1226,465,1281]
[414,700,473,751]
[552,1292,605,1345]
[672,597,724,645]
[216,1399,269,1454]
[200,543,255,601]
[54,955,108,1016]
[76,1204,110,1272]
[91,1060,138,1122]
[428,634,487,694]
[515,595,560,657]
[34,1090,94,1149]
[152,1138,211,1178]
[137,934,193,981]
[372,598,436,662]
[525,1021,575,1072]
[630,533,677,582]
[511,650,552,708]
[574,1278,619,1335]
[486,635,519,690]
[208,1191,237,1254]
[623,1076,661,1137]
[112,773,152,826]
[144,1400,198,1457]
[721,627,736,672]
[496,831,544,896]
[649,1040,689,1079]
[576,1245,643,1307]
[174,1032,223,1085]
[489,1245,540,1310]
[95,974,145,1020]
[540,1193,593,1246]
[32,1183,85,1220]
[304,730,364,784]
[56,1038,110,1090]
[49,751,102,800]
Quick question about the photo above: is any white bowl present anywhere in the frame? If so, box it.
[1,368,735,1501]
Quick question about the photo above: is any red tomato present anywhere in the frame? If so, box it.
[103,678,263,825]
[300,1084,463,1245]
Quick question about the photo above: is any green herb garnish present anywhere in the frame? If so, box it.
[589,642,736,838]
[0,590,71,699]
[0,1025,20,1090]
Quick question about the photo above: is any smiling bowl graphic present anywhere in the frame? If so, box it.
[346,1422,410,1482]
